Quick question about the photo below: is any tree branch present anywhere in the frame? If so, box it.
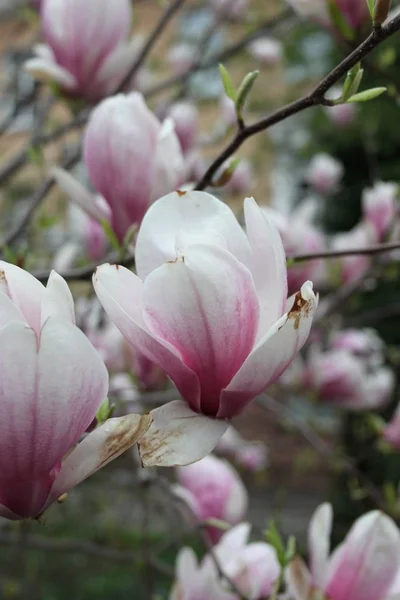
[289,239,400,262]
[195,15,400,190]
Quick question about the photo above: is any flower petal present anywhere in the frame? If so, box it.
[142,244,259,416]
[36,318,109,473]
[220,281,317,418]
[51,167,111,223]
[135,190,252,280]
[138,400,229,467]
[24,58,77,89]
[325,511,400,600]
[93,263,200,410]
[244,197,288,336]
[286,557,313,600]
[0,261,45,335]
[46,413,152,507]
[41,271,75,327]
[308,503,333,588]
[151,118,184,202]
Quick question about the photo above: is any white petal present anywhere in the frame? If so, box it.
[151,118,184,202]
[308,503,333,587]
[135,190,252,280]
[41,271,75,327]
[51,167,111,223]
[138,400,229,467]
[24,58,77,89]
[96,38,142,92]
[46,414,152,507]
[244,197,288,337]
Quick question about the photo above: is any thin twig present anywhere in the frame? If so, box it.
[289,239,400,262]
[195,16,400,190]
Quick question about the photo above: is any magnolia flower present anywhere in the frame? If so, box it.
[52,93,184,242]
[94,191,318,466]
[216,427,269,472]
[362,181,398,241]
[287,503,400,600]
[331,328,385,368]
[332,222,375,284]
[25,0,138,102]
[306,153,344,195]
[170,523,280,600]
[0,262,151,520]
[176,455,248,542]
[305,348,394,411]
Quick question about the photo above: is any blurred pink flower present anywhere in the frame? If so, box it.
[287,0,369,30]
[384,403,400,449]
[362,181,398,241]
[287,503,400,600]
[176,454,248,542]
[25,0,138,101]
[53,93,184,242]
[170,523,279,600]
[209,0,247,17]
[248,37,283,65]
[306,153,344,195]
[0,262,151,520]
[216,426,269,472]
[332,222,376,284]
[94,191,318,466]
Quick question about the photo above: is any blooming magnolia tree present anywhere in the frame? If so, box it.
[0,0,399,597]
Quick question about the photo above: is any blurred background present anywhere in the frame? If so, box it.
[0,0,400,598]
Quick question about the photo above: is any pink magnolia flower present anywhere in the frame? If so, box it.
[170,523,280,600]
[332,222,376,284]
[306,348,394,411]
[167,102,199,155]
[362,181,398,241]
[170,547,236,600]
[216,426,269,472]
[25,0,139,102]
[306,153,344,195]
[176,454,248,542]
[52,93,184,242]
[331,328,384,368]
[0,262,151,520]
[93,191,318,466]
[287,503,400,600]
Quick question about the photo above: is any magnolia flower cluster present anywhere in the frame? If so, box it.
[296,328,395,411]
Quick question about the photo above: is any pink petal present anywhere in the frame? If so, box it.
[135,190,252,280]
[52,167,111,223]
[142,244,259,416]
[325,511,400,600]
[138,400,229,467]
[0,261,45,335]
[220,281,317,418]
[46,413,152,507]
[41,271,75,327]
[93,263,200,410]
[308,503,333,587]
[244,197,288,337]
